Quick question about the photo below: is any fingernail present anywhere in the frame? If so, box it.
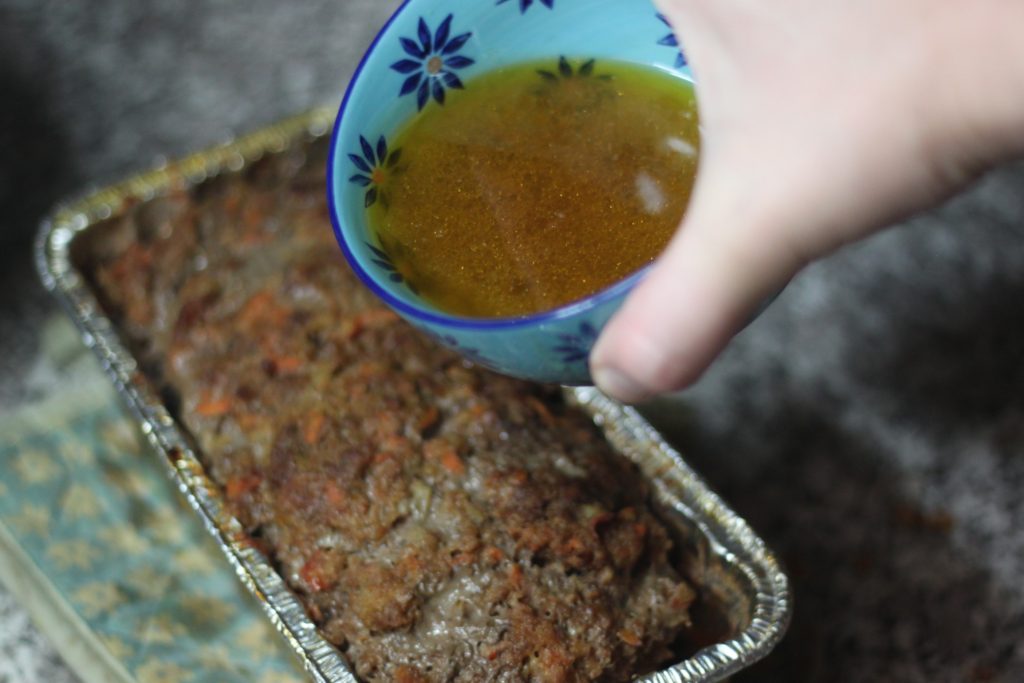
[592,366,654,404]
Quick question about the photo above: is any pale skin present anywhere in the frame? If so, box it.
[590,0,1024,403]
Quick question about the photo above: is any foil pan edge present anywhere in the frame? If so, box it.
[569,388,791,682]
[35,108,356,683]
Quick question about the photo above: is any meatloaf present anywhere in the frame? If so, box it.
[87,141,696,682]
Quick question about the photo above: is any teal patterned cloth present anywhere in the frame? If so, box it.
[0,318,307,683]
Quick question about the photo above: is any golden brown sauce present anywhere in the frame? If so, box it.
[368,58,700,318]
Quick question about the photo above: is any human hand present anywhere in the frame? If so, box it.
[590,0,1024,403]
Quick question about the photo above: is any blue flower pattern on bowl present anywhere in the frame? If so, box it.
[537,56,609,82]
[365,242,419,294]
[391,15,475,110]
[330,0,696,385]
[496,0,554,14]
[657,13,687,69]
[436,334,496,368]
[409,323,505,373]
[553,322,599,366]
[348,135,401,208]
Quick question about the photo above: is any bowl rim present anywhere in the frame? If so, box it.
[326,0,653,331]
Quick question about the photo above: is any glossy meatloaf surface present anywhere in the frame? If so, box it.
[88,144,696,682]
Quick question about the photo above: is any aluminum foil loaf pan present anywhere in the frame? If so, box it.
[36,108,790,683]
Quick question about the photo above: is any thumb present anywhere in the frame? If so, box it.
[589,154,812,403]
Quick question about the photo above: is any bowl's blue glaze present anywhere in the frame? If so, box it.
[328,0,692,385]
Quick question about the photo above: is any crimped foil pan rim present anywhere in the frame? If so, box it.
[572,388,791,682]
[35,107,790,683]
[35,108,355,683]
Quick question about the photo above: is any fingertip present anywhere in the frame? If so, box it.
[590,292,712,403]
[589,146,815,402]
[590,223,787,401]
[591,365,656,404]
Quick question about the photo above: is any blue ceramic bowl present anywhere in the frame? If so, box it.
[328,0,691,385]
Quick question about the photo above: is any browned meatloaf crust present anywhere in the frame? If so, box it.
[87,143,696,682]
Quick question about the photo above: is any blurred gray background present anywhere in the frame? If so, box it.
[1,1,1023,682]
